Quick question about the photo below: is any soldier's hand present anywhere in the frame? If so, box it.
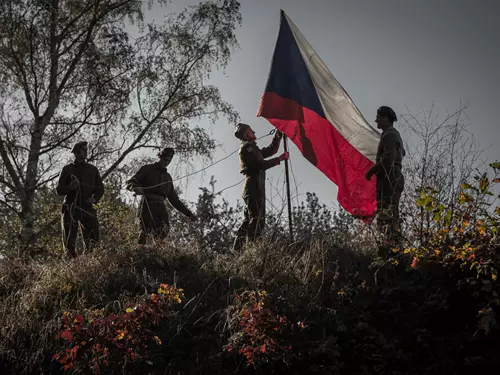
[275,130,283,139]
[279,151,290,162]
[68,178,80,190]
[365,171,373,181]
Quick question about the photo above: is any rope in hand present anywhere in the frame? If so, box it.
[129,129,277,191]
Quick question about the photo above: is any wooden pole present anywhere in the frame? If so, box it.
[283,135,294,241]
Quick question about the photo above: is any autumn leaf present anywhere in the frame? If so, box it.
[411,258,419,270]
[153,335,162,345]
[59,330,72,341]
[125,308,134,313]
[63,363,73,370]
[115,330,125,340]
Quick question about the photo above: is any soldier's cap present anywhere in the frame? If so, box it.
[234,123,252,140]
[377,106,398,122]
[158,147,175,159]
[71,141,88,153]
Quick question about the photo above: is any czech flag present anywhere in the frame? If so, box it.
[257,10,380,222]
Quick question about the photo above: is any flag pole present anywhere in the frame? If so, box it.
[283,135,294,241]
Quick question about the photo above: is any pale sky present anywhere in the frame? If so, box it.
[146,0,500,214]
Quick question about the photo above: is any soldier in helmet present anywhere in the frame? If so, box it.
[365,106,406,238]
[56,141,104,258]
[233,123,289,251]
[126,147,197,245]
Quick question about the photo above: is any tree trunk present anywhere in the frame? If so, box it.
[20,122,44,249]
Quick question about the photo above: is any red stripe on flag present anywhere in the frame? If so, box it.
[258,92,377,222]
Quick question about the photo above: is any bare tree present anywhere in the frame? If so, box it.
[0,0,241,251]
[398,103,488,244]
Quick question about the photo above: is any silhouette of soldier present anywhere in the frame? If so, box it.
[56,141,104,258]
[126,147,197,245]
[365,106,406,239]
[233,123,289,251]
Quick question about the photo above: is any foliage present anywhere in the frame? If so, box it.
[396,162,500,333]
[224,290,298,367]
[53,284,183,373]
[2,162,500,374]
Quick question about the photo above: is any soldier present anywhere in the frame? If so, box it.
[56,141,104,258]
[233,123,289,251]
[126,147,197,245]
[365,106,406,237]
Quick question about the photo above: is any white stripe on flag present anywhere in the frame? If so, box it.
[284,13,380,162]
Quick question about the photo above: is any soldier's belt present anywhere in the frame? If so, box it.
[144,193,165,201]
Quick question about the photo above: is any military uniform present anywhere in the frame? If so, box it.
[233,133,282,251]
[126,162,194,245]
[56,159,104,257]
[375,126,405,230]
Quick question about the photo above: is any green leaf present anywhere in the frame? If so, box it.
[479,177,490,193]
[444,210,452,226]
[461,183,474,190]
[489,162,500,170]
[458,193,473,205]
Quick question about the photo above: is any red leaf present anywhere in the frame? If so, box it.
[63,363,73,370]
[74,315,84,324]
[59,330,72,341]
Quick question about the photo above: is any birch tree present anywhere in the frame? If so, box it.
[0,0,241,251]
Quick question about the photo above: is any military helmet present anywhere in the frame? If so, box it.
[377,106,398,122]
[158,147,175,159]
[71,141,88,153]
[234,123,251,140]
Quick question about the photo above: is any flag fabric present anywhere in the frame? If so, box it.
[257,10,381,221]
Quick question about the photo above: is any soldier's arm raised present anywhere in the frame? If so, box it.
[243,144,282,172]
[260,132,282,158]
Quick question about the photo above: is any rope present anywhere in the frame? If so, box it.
[128,129,276,191]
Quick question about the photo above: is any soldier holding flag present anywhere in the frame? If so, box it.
[233,123,289,251]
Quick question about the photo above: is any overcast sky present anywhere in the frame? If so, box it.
[145,0,500,214]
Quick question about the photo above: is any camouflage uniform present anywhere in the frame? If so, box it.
[375,126,405,231]
[126,162,194,245]
[56,147,104,258]
[233,132,282,251]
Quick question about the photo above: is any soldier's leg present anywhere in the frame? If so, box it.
[151,202,170,244]
[80,208,100,253]
[61,205,78,258]
[233,205,250,252]
[138,198,154,245]
[247,198,263,243]
[376,177,388,230]
[376,178,395,257]
[253,196,266,240]
[387,188,403,243]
